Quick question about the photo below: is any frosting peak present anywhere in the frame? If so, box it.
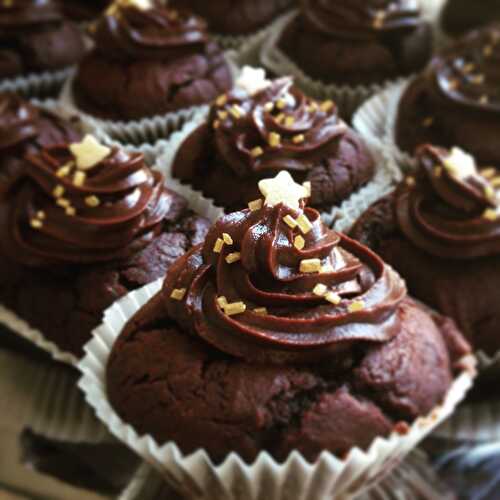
[0,92,39,150]
[92,1,208,60]
[0,137,173,267]
[396,144,500,259]
[164,173,406,363]
[302,0,421,41]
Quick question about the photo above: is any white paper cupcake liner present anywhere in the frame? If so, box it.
[119,450,454,500]
[0,67,73,99]
[78,278,476,500]
[259,10,414,118]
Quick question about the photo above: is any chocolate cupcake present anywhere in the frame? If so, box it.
[0,134,210,358]
[72,0,233,121]
[172,70,375,212]
[0,92,81,184]
[351,144,500,356]
[107,171,470,463]
[274,0,432,86]
[169,0,295,36]
[441,0,500,38]
[0,0,86,80]
[396,24,500,164]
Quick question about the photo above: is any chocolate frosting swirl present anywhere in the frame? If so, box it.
[0,93,38,150]
[0,0,62,29]
[434,23,500,113]
[0,143,173,267]
[396,144,500,259]
[302,0,421,40]
[206,78,349,178]
[164,200,407,363]
[92,2,208,61]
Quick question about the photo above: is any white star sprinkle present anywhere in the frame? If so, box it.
[235,66,271,96]
[69,135,111,170]
[258,171,309,211]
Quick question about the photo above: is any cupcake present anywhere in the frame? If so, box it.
[441,0,500,38]
[57,0,111,22]
[0,134,210,358]
[351,144,500,357]
[169,0,295,36]
[0,92,81,184]
[71,0,233,121]
[271,0,432,86]
[396,24,500,164]
[0,0,86,80]
[106,171,471,464]
[172,68,375,212]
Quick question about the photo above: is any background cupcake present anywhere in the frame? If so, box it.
[70,0,233,121]
[351,145,500,359]
[0,134,210,358]
[396,23,500,165]
[0,0,86,93]
[441,0,500,38]
[172,69,375,213]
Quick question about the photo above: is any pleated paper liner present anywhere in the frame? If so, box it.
[259,10,416,119]
[352,84,500,372]
[78,277,475,500]
[0,132,223,366]
[119,449,455,500]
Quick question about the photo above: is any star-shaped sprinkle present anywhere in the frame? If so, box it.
[235,66,271,96]
[258,171,309,211]
[69,135,111,170]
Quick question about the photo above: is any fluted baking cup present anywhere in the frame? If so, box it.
[0,67,73,99]
[260,10,414,119]
[155,107,399,229]
[78,279,475,500]
[119,450,455,500]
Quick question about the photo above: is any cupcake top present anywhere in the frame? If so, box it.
[164,171,406,364]
[396,145,500,259]
[0,134,173,267]
[90,0,210,61]
[302,0,422,40]
[0,0,61,30]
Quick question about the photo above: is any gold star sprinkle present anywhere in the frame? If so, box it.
[69,135,111,170]
[348,300,365,312]
[312,284,327,296]
[224,301,247,316]
[248,199,263,211]
[294,235,305,250]
[213,238,224,253]
[170,288,187,301]
[325,292,341,305]
[300,259,321,273]
[85,195,101,207]
[225,252,241,264]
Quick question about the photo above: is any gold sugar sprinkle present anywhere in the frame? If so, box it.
[300,258,321,273]
[56,163,72,178]
[225,252,241,264]
[275,113,285,124]
[348,300,365,312]
[484,184,496,200]
[320,100,334,113]
[56,198,70,208]
[216,94,227,106]
[36,211,46,220]
[434,166,442,177]
[85,195,100,207]
[254,307,268,315]
[251,146,264,158]
[230,105,244,119]
[307,102,318,113]
[448,79,459,91]
[224,301,247,316]
[248,199,263,211]
[422,117,434,127]
[217,110,228,120]
[296,213,313,234]
[463,63,475,74]
[264,102,274,112]
[471,74,485,85]
[285,116,295,127]
[491,177,500,188]
[217,296,228,308]
[73,170,86,187]
[294,235,305,250]
[484,45,493,57]
[276,98,287,110]
[483,208,498,221]
[65,206,76,216]
[30,219,43,229]
[213,120,221,130]
[170,288,187,301]
[52,185,65,198]
[325,291,341,305]
[406,176,416,187]
[283,214,298,228]
[312,283,327,296]
[481,168,496,179]
[213,238,224,253]
[479,95,489,105]
[222,233,233,245]
[268,132,281,148]
[293,134,305,144]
